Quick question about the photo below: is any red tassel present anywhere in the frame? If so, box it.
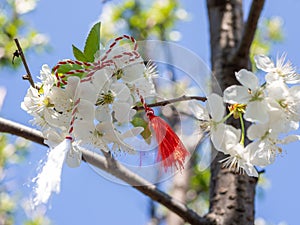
[140,96,189,171]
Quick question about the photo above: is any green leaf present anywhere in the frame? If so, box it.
[55,63,86,79]
[131,116,152,144]
[72,44,88,61]
[56,63,83,74]
[84,22,101,62]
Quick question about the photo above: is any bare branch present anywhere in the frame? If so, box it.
[14,38,36,88]
[0,117,46,146]
[133,95,207,111]
[230,0,265,62]
[83,149,212,225]
[0,117,213,225]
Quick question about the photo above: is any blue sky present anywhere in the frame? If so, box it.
[1,0,300,224]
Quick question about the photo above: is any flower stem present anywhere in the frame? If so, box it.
[239,113,245,146]
[219,110,235,124]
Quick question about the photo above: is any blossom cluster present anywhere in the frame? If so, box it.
[22,32,299,206]
[22,36,157,205]
[191,54,300,177]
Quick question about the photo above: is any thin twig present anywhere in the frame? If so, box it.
[230,0,265,62]
[0,117,213,225]
[133,95,207,111]
[14,38,36,88]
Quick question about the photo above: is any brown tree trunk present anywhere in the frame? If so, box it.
[206,1,259,224]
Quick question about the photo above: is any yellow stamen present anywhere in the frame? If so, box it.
[228,104,246,119]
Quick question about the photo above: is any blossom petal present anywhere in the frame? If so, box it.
[206,93,225,121]
[222,125,241,152]
[290,85,300,99]
[111,83,130,102]
[232,144,258,177]
[77,82,97,103]
[189,101,209,121]
[97,121,135,153]
[39,64,56,85]
[122,127,144,139]
[76,99,95,121]
[247,123,268,141]
[254,54,275,72]
[92,69,112,91]
[73,120,95,140]
[43,129,65,148]
[122,62,145,83]
[280,135,300,144]
[244,101,269,124]
[113,102,135,123]
[133,77,156,97]
[95,106,112,122]
[223,85,251,104]
[66,76,80,98]
[268,109,297,133]
[265,72,279,83]
[266,80,289,99]
[211,124,240,153]
[235,69,259,90]
[242,163,258,177]
[249,141,275,167]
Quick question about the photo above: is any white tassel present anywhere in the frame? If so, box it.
[32,138,71,206]
[65,144,82,168]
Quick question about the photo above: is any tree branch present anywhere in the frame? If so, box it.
[133,95,207,111]
[230,0,265,62]
[0,117,46,146]
[14,38,36,88]
[0,117,214,225]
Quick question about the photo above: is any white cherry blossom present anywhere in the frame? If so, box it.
[266,80,300,125]
[73,119,109,151]
[96,121,143,153]
[221,144,258,177]
[254,54,300,84]
[224,69,269,123]
[95,79,136,123]
[74,105,142,153]
[23,37,158,207]
[190,93,227,151]
[21,84,55,129]
[218,125,258,177]
[122,60,146,83]
[73,99,109,150]
[25,64,56,123]
[247,122,300,167]
[38,64,56,86]
[124,61,157,99]
[45,76,80,129]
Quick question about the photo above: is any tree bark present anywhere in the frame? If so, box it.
[206,0,261,224]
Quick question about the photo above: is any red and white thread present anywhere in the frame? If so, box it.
[53,35,140,87]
